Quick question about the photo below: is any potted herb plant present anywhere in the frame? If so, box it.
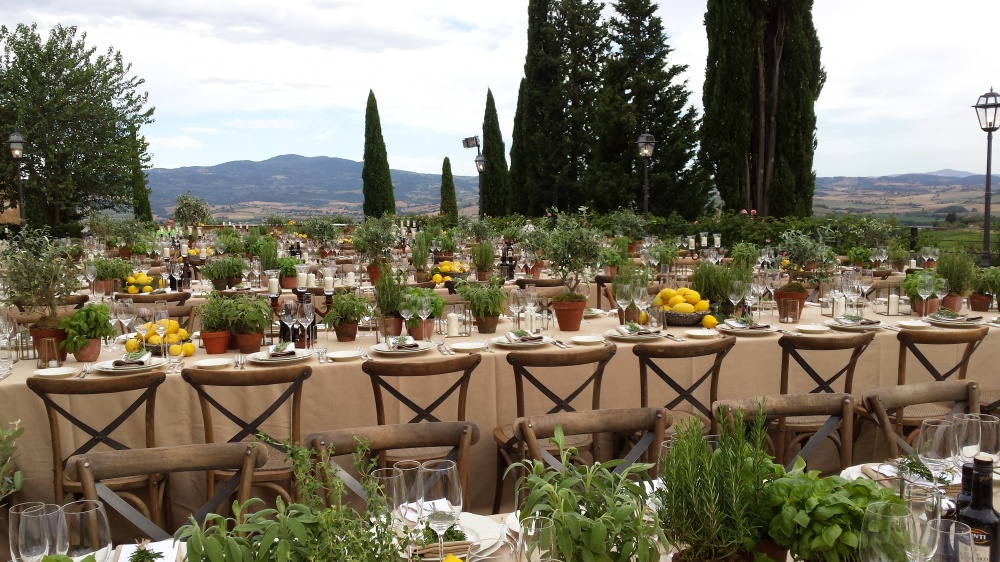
[454,277,507,333]
[971,266,1000,312]
[773,281,810,316]
[196,293,234,354]
[727,242,759,270]
[353,214,397,282]
[611,261,643,324]
[201,256,247,290]
[645,241,678,274]
[401,287,445,340]
[373,264,405,337]
[228,293,272,353]
[1,421,24,507]
[59,304,118,362]
[847,246,872,268]
[605,207,646,245]
[901,270,943,316]
[935,250,976,311]
[471,241,495,281]
[520,228,549,277]
[324,292,370,342]
[275,256,301,289]
[91,257,133,295]
[411,232,432,282]
[517,427,664,562]
[0,227,81,360]
[543,210,602,331]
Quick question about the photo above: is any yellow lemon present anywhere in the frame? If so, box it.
[126,276,136,284]
[640,311,649,324]
[659,288,676,301]
[125,338,141,352]
[694,299,710,312]
[651,296,663,307]
[443,555,463,562]
[702,315,719,329]
[127,285,139,294]
[168,344,182,357]
[177,328,190,341]
[168,320,180,335]
[147,334,162,346]
[165,333,181,345]
[439,263,453,273]
[141,285,153,293]
[442,276,452,282]
[667,295,687,307]
[145,328,157,341]
[181,342,196,357]
[661,304,671,312]
[684,290,701,305]
[432,273,443,284]
[672,302,695,314]
[677,287,691,295]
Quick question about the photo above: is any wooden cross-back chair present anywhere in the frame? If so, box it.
[864,380,980,459]
[65,443,266,541]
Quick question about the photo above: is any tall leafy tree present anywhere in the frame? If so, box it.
[361,89,395,218]
[0,23,154,233]
[439,157,458,222]
[700,0,824,217]
[481,89,511,216]
[584,0,710,220]
[130,127,153,222]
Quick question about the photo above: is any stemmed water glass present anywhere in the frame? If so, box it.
[632,285,650,326]
[420,459,463,561]
[17,508,52,562]
[171,263,184,291]
[280,300,299,344]
[392,460,423,559]
[417,297,433,340]
[251,258,262,288]
[153,304,169,358]
[399,300,414,339]
[728,280,747,316]
[62,500,112,562]
[105,301,121,351]
[241,260,251,288]
[858,269,874,317]
[508,290,524,331]
[916,419,956,485]
[298,297,315,349]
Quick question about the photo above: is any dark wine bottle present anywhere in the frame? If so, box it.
[959,454,1000,562]
[958,462,976,514]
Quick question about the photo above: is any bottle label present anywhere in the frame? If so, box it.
[969,526,992,562]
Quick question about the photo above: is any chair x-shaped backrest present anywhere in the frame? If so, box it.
[864,380,980,458]
[517,408,671,475]
[182,365,312,452]
[507,344,617,418]
[779,331,874,396]
[633,337,736,420]
[361,354,481,425]
[897,326,988,385]
[26,371,165,502]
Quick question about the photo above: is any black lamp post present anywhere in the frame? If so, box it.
[636,133,656,232]
[7,132,24,222]
[974,89,1000,267]
[463,136,485,216]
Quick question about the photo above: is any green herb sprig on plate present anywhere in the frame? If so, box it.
[625,321,642,333]
[419,525,467,545]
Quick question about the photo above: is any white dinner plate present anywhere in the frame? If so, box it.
[449,342,486,353]
[491,335,554,348]
[825,320,883,332]
[32,367,77,378]
[716,324,776,337]
[327,350,363,362]
[370,341,435,354]
[604,329,664,341]
[93,357,167,374]
[684,329,719,339]
[795,324,831,334]
[570,335,605,346]
[246,349,314,363]
[457,512,504,549]
[192,358,232,369]
[898,320,931,330]
[584,308,605,318]
[505,512,520,534]
[924,316,985,329]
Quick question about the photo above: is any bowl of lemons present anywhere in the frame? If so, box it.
[125,320,197,358]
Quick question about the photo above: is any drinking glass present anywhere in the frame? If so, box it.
[912,519,974,562]
[614,283,632,312]
[17,508,50,562]
[859,501,910,562]
[916,419,955,484]
[420,459,463,561]
[105,301,121,351]
[417,297,432,340]
[153,306,169,358]
[468,539,518,562]
[519,515,557,562]
[728,280,746,315]
[953,414,985,467]
[399,301,414,335]
[62,500,112,562]
[859,269,874,316]
[22,504,67,557]
[171,263,183,290]
[632,285,650,326]
[241,260,251,287]
[298,297,315,348]
[280,300,299,344]
[508,290,524,330]
[370,467,402,514]
[9,503,44,562]
[392,460,423,557]
[92,280,106,303]
[251,258,262,288]
[0,337,14,380]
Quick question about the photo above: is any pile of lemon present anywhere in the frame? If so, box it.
[123,272,162,294]
[652,287,719,328]
[125,320,196,357]
[431,260,467,285]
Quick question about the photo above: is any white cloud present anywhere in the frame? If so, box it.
[148,135,203,149]
[181,126,221,134]
[223,118,303,130]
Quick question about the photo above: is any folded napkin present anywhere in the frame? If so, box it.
[725,319,770,330]
[615,326,659,336]
[412,541,472,558]
[394,342,421,350]
[506,331,544,343]
[113,351,152,367]
[268,344,296,358]
[835,317,880,326]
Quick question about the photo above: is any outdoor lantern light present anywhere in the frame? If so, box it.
[463,135,485,216]
[636,133,656,232]
[475,153,485,173]
[974,89,1000,267]
[7,132,24,222]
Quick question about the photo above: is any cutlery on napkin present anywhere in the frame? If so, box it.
[113,351,152,367]
[268,342,296,358]
[412,542,473,558]
[834,317,880,326]
[506,331,544,343]
[724,320,770,330]
[615,326,660,336]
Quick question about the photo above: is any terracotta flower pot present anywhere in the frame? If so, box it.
[408,318,435,340]
[552,300,586,332]
[201,330,230,354]
[970,294,993,312]
[210,278,228,291]
[233,332,263,354]
[72,338,102,363]
[476,269,493,282]
[279,276,297,289]
[367,264,383,284]
[335,322,359,342]
[941,294,965,313]
[913,297,940,316]
[474,316,500,334]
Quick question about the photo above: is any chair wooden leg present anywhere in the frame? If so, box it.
[492,446,506,515]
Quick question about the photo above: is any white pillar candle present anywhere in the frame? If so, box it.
[307,273,316,287]
[688,237,695,250]
[346,272,356,285]
[162,246,170,259]
[268,278,280,295]
[909,259,917,269]
[833,295,846,318]
[713,234,722,247]
[181,243,189,255]
[324,276,334,291]
[199,248,207,259]
[447,313,460,337]
[888,294,900,315]
[296,272,307,288]
[302,252,310,262]
[700,234,708,247]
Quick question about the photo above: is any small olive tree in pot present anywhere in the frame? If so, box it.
[543,211,602,331]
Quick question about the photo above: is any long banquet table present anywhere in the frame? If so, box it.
[2,304,998,520]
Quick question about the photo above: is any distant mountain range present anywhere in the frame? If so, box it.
[144,154,997,221]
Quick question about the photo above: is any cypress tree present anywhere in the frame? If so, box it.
[700,0,824,217]
[362,89,395,218]
[481,89,511,217]
[130,127,153,222]
[440,157,458,223]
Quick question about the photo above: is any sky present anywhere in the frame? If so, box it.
[4,1,999,179]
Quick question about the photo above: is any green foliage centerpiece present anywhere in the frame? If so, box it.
[543,210,602,331]
[0,226,81,328]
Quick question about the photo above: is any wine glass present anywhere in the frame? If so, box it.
[518,515,557,562]
[92,279,106,303]
[241,260,251,288]
[508,289,524,330]
[916,419,955,484]
[399,300,414,338]
[9,503,44,562]
[280,300,299,344]
[859,269,874,316]
[468,539,518,562]
[24,504,67,557]
[417,297,433,340]
[420,459,463,561]
[118,298,135,343]
[153,305,169,358]
[953,413,985,467]
[917,274,935,312]
[370,467,402,514]
[728,280,746,316]
[251,258,262,288]
[105,301,121,351]
[392,460,423,558]
[298,297,315,349]
[17,507,51,562]
[859,501,910,562]
[62,500,112,562]
[632,285,650,326]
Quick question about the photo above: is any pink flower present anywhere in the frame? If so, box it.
[750,209,757,216]
[741,209,748,215]
[693,220,698,225]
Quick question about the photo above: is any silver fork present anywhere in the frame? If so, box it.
[664,333,687,342]
[77,363,93,378]
[479,340,494,353]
